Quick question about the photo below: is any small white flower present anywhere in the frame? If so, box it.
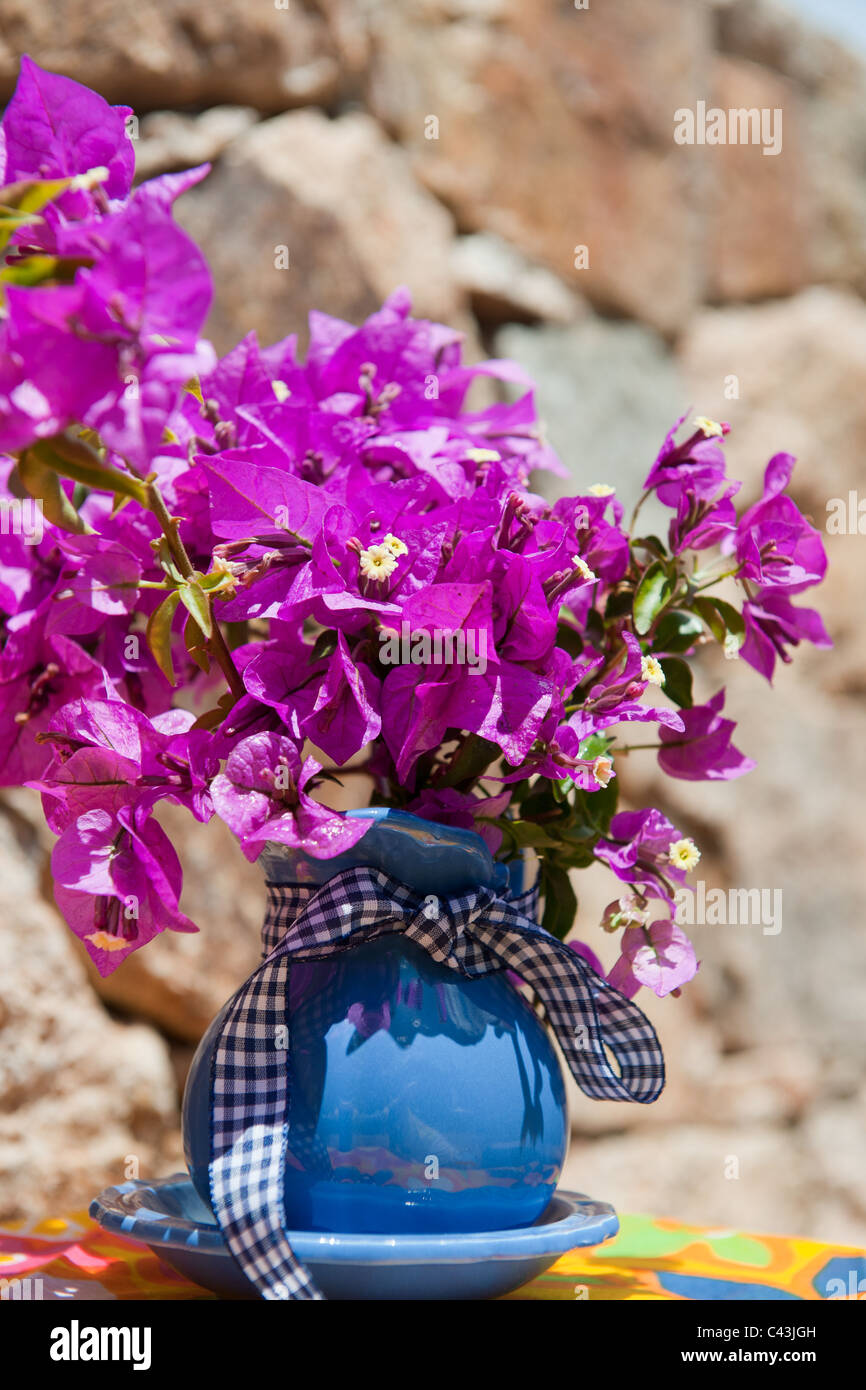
[668,837,701,872]
[271,380,291,402]
[465,447,501,463]
[571,555,597,583]
[641,654,665,687]
[592,754,614,787]
[382,532,408,557]
[69,165,109,192]
[617,895,650,928]
[694,415,724,438]
[587,483,616,497]
[601,894,650,932]
[723,633,741,660]
[618,895,650,926]
[359,544,398,581]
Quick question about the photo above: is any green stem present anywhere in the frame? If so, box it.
[131,463,247,702]
[690,565,744,594]
[628,489,652,534]
[618,735,695,752]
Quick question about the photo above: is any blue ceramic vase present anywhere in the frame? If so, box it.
[183,809,568,1236]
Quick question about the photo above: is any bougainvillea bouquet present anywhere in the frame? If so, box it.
[0,59,831,1007]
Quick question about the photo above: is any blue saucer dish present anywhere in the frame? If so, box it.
[90,1176,618,1300]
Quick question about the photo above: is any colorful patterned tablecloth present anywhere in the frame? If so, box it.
[1,1210,863,1301]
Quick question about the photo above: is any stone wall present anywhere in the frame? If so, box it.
[1,0,864,1245]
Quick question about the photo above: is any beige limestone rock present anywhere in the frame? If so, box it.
[175,109,468,355]
[0,0,340,113]
[0,804,179,1223]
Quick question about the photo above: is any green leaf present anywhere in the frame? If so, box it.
[574,778,619,837]
[191,705,227,731]
[146,590,181,686]
[694,595,725,643]
[604,587,634,620]
[633,560,674,635]
[0,175,77,215]
[518,786,558,827]
[551,777,574,803]
[708,598,745,633]
[184,612,211,674]
[109,492,132,518]
[578,732,614,761]
[152,536,186,585]
[505,779,532,810]
[694,595,746,652]
[555,623,584,659]
[15,451,94,535]
[708,596,746,650]
[505,820,560,850]
[554,841,597,869]
[222,621,249,652]
[0,255,63,287]
[436,734,499,789]
[653,608,705,654]
[310,629,339,663]
[540,862,578,941]
[32,437,148,505]
[584,607,605,648]
[659,656,693,708]
[190,691,237,732]
[177,580,213,640]
[0,208,42,243]
[0,176,80,251]
[199,564,236,594]
[601,774,621,830]
[631,534,667,558]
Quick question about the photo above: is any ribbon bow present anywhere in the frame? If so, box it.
[209,866,665,1300]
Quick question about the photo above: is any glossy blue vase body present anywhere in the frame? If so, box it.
[183,809,568,1235]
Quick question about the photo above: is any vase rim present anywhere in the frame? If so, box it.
[261,807,520,895]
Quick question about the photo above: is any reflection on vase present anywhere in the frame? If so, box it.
[280,934,567,1234]
[183,811,571,1238]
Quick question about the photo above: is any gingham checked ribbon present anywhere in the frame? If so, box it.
[208,866,665,1300]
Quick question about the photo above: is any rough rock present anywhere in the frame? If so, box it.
[562,1120,866,1247]
[531,284,866,1244]
[679,287,866,689]
[496,316,685,503]
[134,107,258,182]
[715,0,866,295]
[322,0,866,318]
[175,109,468,355]
[680,286,866,503]
[603,299,866,1089]
[0,0,340,113]
[612,654,866,1182]
[331,0,709,334]
[0,801,179,1224]
[714,0,858,91]
[705,56,813,303]
[559,857,822,1140]
[0,0,863,1249]
[451,234,584,326]
[802,1096,866,1237]
[85,806,264,1046]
